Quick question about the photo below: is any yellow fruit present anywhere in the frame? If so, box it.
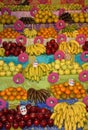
[35,18,40,23]
[85,18,88,23]
[74,18,79,23]
[41,19,46,23]
[80,18,85,23]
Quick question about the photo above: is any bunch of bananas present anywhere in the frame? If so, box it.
[51,102,87,130]
[23,63,51,82]
[59,40,83,54]
[23,28,37,38]
[63,30,79,38]
[0,48,5,56]
[26,43,46,56]
[82,63,88,70]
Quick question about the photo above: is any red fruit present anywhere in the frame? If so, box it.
[46,49,51,55]
[30,106,38,113]
[29,113,37,120]
[10,48,16,55]
[5,51,10,56]
[19,120,26,128]
[27,119,32,127]
[51,48,56,54]
[53,43,58,49]
[11,43,17,48]
[45,113,51,119]
[13,121,19,129]
[1,115,7,123]
[0,111,3,117]
[34,119,40,126]
[48,119,54,127]
[5,122,11,129]
[8,109,16,115]
[14,51,20,56]
[40,108,47,114]
[2,41,8,48]
[26,104,31,113]
[23,114,29,121]
[37,113,44,120]
[2,108,8,115]
[40,119,47,127]
[15,114,21,122]
[0,122,3,129]
[21,46,26,52]
[7,114,14,123]
[17,42,22,47]
[50,39,56,44]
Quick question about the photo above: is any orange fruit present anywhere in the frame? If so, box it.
[20,91,25,96]
[61,94,67,99]
[9,95,15,101]
[75,82,80,86]
[73,89,79,94]
[3,95,8,100]
[58,84,63,88]
[60,87,66,92]
[82,93,86,98]
[81,89,86,94]
[22,95,27,100]
[0,91,6,96]
[65,89,71,95]
[6,91,12,96]
[69,86,74,91]
[76,94,81,99]
[8,87,14,91]
[16,95,21,100]
[16,87,22,92]
[57,90,62,95]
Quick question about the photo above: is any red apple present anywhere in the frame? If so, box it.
[15,114,21,122]
[50,39,56,44]
[19,120,26,128]
[7,114,14,123]
[5,121,11,129]
[5,51,10,56]
[27,119,32,127]
[45,113,51,119]
[0,122,3,129]
[1,115,7,123]
[12,121,19,129]
[23,114,29,121]
[2,108,8,115]
[29,113,37,120]
[48,119,54,127]
[0,111,3,117]
[40,108,47,114]
[8,109,16,115]
[46,49,51,55]
[34,119,40,126]
[30,106,38,113]
[40,119,47,127]
[37,113,44,120]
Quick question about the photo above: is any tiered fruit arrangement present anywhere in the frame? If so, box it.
[46,39,59,55]
[82,41,88,51]
[26,43,46,56]
[23,28,37,38]
[48,59,83,75]
[23,63,51,82]
[51,102,87,130]
[0,105,54,129]
[0,28,20,39]
[7,5,31,11]
[37,27,58,39]
[0,14,18,24]
[78,27,88,38]
[51,82,86,99]
[2,41,26,56]
[0,61,22,76]
[72,12,88,23]
[59,40,83,54]
[0,86,27,101]
[27,88,51,103]
[34,10,58,23]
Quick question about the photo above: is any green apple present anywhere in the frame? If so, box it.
[71,70,77,75]
[64,69,70,75]
[58,69,64,75]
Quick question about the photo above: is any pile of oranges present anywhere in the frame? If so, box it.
[0,86,27,101]
[0,28,20,39]
[51,82,86,99]
[37,27,58,39]
[78,27,88,38]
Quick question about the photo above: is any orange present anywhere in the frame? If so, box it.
[22,95,27,100]
[60,87,66,92]
[57,90,62,95]
[58,84,63,88]
[80,89,86,94]
[0,91,6,96]
[61,94,67,99]
[77,85,83,90]
[20,91,25,96]
[12,92,17,96]
[82,93,86,98]
[73,89,79,94]
[76,94,81,99]
[8,87,14,91]
[16,87,22,92]
[3,95,8,100]
[69,93,75,98]
[65,89,71,95]
[75,82,80,86]
[69,86,74,91]
[6,91,12,96]
[16,95,21,100]
[9,95,15,101]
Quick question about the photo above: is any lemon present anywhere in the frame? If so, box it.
[79,18,85,23]
[74,18,79,23]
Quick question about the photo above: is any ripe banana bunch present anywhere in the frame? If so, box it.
[63,30,79,38]
[23,63,51,82]
[82,63,88,70]
[23,28,37,38]
[26,43,46,56]
[0,48,5,56]
[59,40,83,54]
[51,102,87,130]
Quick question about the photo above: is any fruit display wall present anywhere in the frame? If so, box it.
[0,1,88,130]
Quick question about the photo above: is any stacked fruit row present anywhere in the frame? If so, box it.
[51,82,86,99]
